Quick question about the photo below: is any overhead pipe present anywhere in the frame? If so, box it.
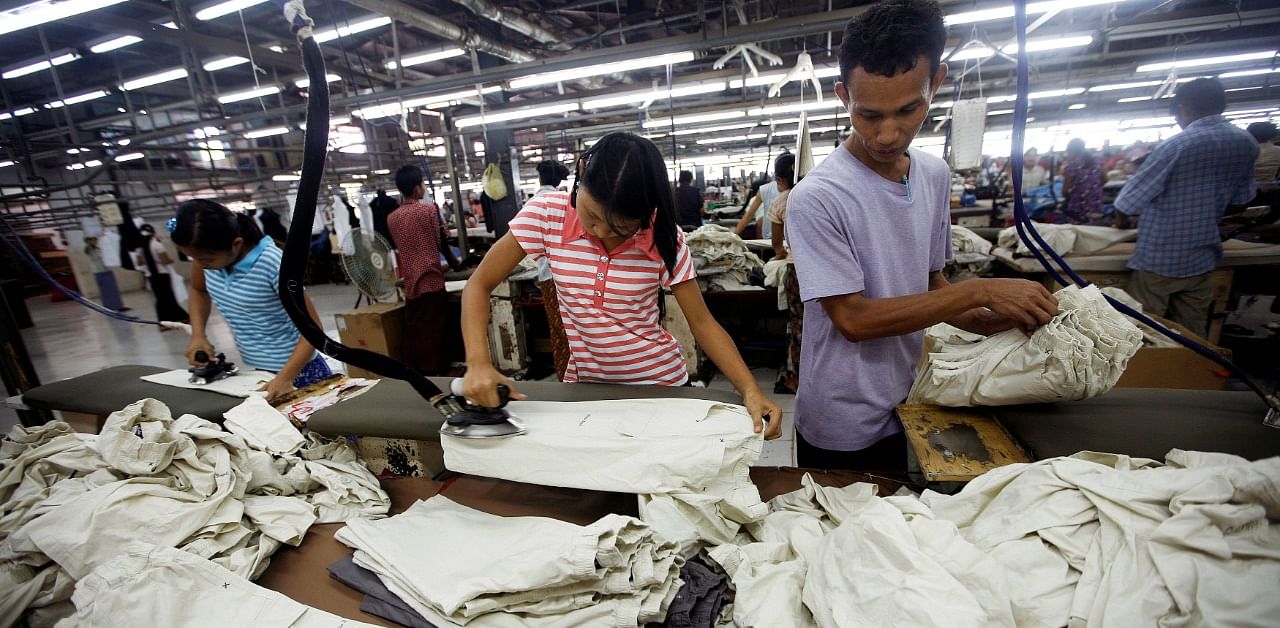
[450,0,573,51]
[344,0,537,63]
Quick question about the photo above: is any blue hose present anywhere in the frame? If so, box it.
[1006,0,1278,410]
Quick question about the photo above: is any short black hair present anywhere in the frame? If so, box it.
[1172,78,1227,118]
[536,159,570,187]
[395,164,424,197]
[678,170,694,185]
[839,0,947,84]
[1247,121,1277,143]
[773,153,796,181]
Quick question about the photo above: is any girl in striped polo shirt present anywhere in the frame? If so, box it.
[461,133,783,439]
[172,199,331,401]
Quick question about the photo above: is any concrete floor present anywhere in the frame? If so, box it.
[5,284,797,466]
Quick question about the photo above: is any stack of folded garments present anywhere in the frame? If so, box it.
[685,225,764,292]
[996,224,1136,257]
[907,285,1143,406]
[948,225,995,280]
[335,495,684,627]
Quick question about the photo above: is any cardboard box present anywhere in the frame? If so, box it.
[334,302,404,379]
[1115,313,1230,391]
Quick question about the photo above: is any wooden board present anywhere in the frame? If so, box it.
[898,403,1031,482]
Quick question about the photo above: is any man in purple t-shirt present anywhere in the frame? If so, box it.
[786,0,1059,471]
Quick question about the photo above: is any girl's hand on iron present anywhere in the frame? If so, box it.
[461,363,525,408]
[185,337,215,366]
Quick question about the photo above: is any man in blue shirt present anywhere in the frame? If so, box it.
[1115,78,1257,336]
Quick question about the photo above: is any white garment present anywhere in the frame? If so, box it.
[55,543,378,627]
[921,450,1280,628]
[686,225,765,292]
[335,495,682,627]
[442,398,766,554]
[951,225,993,255]
[0,399,389,624]
[332,195,354,256]
[223,395,305,455]
[997,224,1137,257]
[1099,286,1179,348]
[762,258,791,310]
[908,285,1143,406]
[141,368,275,398]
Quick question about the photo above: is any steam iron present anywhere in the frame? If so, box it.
[188,351,239,385]
[436,379,527,439]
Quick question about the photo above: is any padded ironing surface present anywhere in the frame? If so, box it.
[22,365,244,421]
[995,388,1280,461]
[306,377,744,441]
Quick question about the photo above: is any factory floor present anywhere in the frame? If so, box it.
[4,284,798,466]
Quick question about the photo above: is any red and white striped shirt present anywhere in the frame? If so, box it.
[509,191,697,385]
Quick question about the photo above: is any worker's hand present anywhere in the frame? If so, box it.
[979,279,1059,332]
[772,250,789,261]
[185,336,215,366]
[260,376,294,404]
[742,389,784,440]
[461,363,526,408]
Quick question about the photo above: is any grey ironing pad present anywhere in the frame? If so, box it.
[22,365,243,421]
[308,377,743,441]
[994,388,1280,461]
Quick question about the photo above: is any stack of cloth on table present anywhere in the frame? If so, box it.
[0,398,389,626]
[947,225,995,281]
[685,225,764,292]
[334,495,684,627]
[996,224,1136,257]
[441,398,767,556]
[907,285,1143,406]
[710,451,1279,627]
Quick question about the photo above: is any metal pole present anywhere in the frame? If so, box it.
[442,112,469,260]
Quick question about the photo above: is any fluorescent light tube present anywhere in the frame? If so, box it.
[46,90,109,108]
[1219,68,1280,79]
[645,110,747,128]
[749,100,838,116]
[1137,51,1276,73]
[1069,103,1087,110]
[509,52,695,89]
[945,0,1127,27]
[696,133,768,145]
[386,47,465,69]
[0,160,14,168]
[203,56,249,72]
[272,174,301,181]
[313,17,392,43]
[2,52,79,79]
[11,107,37,117]
[455,102,580,128]
[120,68,189,91]
[0,0,128,37]
[83,160,103,168]
[218,85,280,103]
[195,0,269,21]
[115,152,145,162]
[1002,35,1094,54]
[294,73,340,88]
[671,122,760,136]
[1088,80,1164,93]
[950,47,994,62]
[245,126,291,138]
[90,35,142,54]
[583,81,727,109]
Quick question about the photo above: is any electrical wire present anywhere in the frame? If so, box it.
[1005,0,1279,412]
[274,0,445,403]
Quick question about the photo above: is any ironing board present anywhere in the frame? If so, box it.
[21,365,245,424]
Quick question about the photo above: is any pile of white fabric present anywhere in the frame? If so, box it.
[685,225,764,292]
[711,450,1279,628]
[336,495,684,627]
[907,285,1143,406]
[948,225,995,281]
[997,224,1136,257]
[762,258,791,310]
[0,398,389,626]
[442,398,767,556]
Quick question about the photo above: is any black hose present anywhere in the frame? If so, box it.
[275,9,444,402]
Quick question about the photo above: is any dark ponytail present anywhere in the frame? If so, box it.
[576,132,679,274]
[536,159,570,187]
[171,199,265,252]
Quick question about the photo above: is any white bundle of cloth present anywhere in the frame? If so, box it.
[1099,286,1180,348]
[948,225,995,281]
[997,224,1136,257]
[335,495,684,627]
[762,258,792,310]
[0,398,389,626]
[712,450,1280,628]
[54,543,378,627]
[441,398,767,555]
[951,225,993,255]
[907,285,1143,406]
[685,225,764,292]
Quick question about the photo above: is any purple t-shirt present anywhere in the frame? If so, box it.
[787,146,952,450]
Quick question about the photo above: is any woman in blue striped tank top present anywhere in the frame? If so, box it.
[171,199,331,401]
